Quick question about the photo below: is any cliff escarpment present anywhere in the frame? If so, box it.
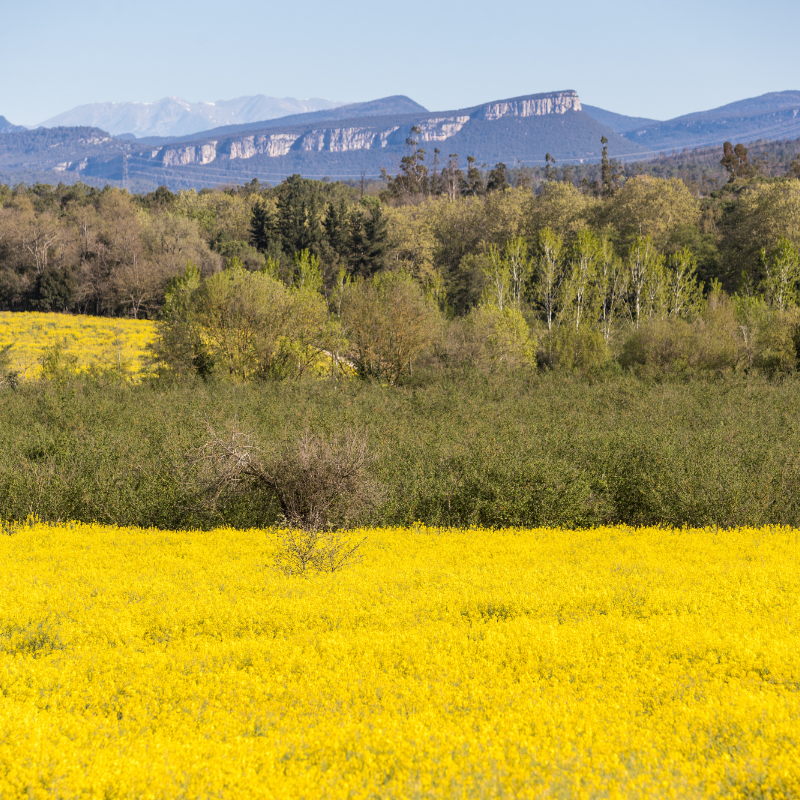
[138,91,585,169]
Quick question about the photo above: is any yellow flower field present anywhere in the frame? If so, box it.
[1,523,798,799]
[0,311,157,380]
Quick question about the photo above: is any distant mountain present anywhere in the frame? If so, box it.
[37,95,349,138]
[673,91,800,122]
[582,105,660,134]
[140,96,430,145]
[0,116,26,133]
[620,91,800,153]
[51,90,645,189]
[5,89,800,192]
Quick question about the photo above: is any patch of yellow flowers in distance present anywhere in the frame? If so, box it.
[0,311,157,380]
[1,523,798,799]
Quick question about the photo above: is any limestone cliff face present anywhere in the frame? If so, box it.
[162,142,217,166]
[227,133,298,159]
[416,116,470,141]
[474,92,581,121]
[133,91,582,167]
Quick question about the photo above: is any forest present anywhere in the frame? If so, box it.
[1,137,800,384]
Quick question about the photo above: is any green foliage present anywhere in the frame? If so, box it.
[5,373,800,530]
[39,339,79,381]
[760,237,800,311]
[341,271,440,384]
[155,262,333,382]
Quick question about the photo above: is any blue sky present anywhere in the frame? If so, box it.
[3,0,798,126]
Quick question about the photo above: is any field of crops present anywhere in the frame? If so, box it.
[0,311,157,380]
[1,523,798,799]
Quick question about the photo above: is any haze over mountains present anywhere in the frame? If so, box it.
[38,95,349,138]
[2,88,799,191]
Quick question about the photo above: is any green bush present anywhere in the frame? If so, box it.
[3,371,800,529]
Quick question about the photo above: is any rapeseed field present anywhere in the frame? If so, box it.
[0,311,157,380]
[1,523,798,799]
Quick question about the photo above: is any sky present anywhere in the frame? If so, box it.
[3,0,799,126]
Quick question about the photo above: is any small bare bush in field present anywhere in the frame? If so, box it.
[193,424,377,574]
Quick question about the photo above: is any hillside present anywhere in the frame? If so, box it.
[582,104,660,134]
[0,126,119,174]
[620,91,800,153]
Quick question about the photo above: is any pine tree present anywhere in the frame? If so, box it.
[466,156,484,196]
[487,162,509,193]
[249,199,276,253]
[600,137,613,197]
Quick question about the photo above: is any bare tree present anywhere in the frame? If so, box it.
[192,423,379,575]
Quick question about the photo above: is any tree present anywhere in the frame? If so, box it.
[598,137,623,197]
[596,237,626,345]
[527,180,596,239]
[249,199,277,253]
[156,263,332,382]
[323,198,351,266]
[348,197,388,278]
[563,230,602,331]
[720,179,800,289]
[384,202,437,285]
[666,247,704,319]
[275,175,325,256]
[721,142,752,180]
[382,127,428,200]
[341,271,439,384]
[482,237,532,312]
[487,163,510,193]
[760,238,800,311]
[544,153,557,182]
[441,154,464,201]
[600,137,612,197]
[532,227,566,331]
[195,423,377,569]
[466,156,484,196]
[606,175,701,249]
[624,236,666,327]
[457,304,537,372]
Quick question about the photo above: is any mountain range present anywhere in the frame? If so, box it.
[0,116,26,134]
[2,89,799,190]
[37,95,349,138]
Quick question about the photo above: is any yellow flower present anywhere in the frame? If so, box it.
[0,523,798,798]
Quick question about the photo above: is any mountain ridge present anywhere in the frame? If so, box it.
[136,96,430,145]
[0,116,26,134]
[38,95,349,138]
[3,89,800,191]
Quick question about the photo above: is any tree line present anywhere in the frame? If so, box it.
[2,139,800,379]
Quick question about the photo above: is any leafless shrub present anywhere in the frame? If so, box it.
[273,527,365,576]
[192,422,378,574]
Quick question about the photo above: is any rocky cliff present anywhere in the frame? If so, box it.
[139,91,583,169]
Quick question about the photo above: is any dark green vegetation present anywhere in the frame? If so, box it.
[2,373,800,530]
